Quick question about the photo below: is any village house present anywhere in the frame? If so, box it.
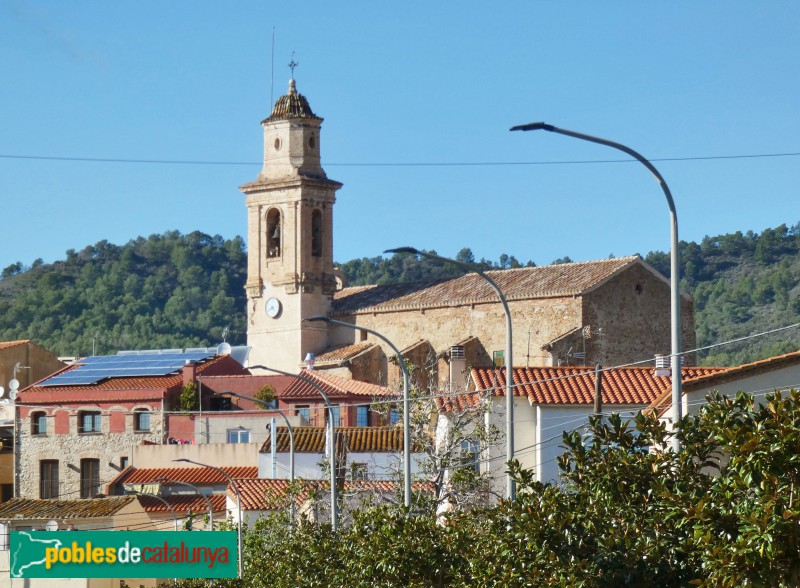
[453,364,722,490]
[15,350,248,500]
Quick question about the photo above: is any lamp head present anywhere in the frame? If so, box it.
[510,122,554,132]
[384,246,420,255]
[304,316,329,323]
[172,458,191,464]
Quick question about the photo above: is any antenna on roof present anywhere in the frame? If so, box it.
[270,26,276,105]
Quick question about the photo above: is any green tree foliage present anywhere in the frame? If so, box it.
[254,384,277,409]
[177,382,199,413]
[0,231,247,356]
[169,389,800,587]
[646,221,800,365]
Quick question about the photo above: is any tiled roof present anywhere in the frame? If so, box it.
[0,497,136,520]
[235,478,322,510]
[139,494,227,514]
[0,340,29,350]
[646,349,800,417]
[282,370,399,399]
[260,426,405,453]
[314,342,376,366]
[263,79,319,123]
[21,355,241,398]
[234,479,433,510]
[332,256,641,315]
[110,466,259,487]
[453,366,724,411]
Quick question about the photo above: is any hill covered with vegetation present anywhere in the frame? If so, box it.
[0,223,798,364]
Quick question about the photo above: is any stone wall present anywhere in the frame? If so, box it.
[17,406,163,499]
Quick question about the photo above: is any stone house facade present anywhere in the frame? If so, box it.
[15,353,247,500]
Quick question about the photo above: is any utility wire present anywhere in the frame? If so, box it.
[2,151,800,167]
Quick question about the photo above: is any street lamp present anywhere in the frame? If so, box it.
[510,122,683,451]
[127,489,178,531]
[304,317,414,509]
[155,478,214,530]
[218,391,296,523]
[383,247,516,501]
[173,459,243,578]
[247,365,339,532]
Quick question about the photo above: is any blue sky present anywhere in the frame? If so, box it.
[1,1,798,272]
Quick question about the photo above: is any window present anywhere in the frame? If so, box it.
[351,463,368,481]
[296,405,310,423]
[329,405,340,427]
[31,412,47,435]
[461,439,481,473]
[266,208,281,258]
[227,428,251,444]
[134,409,151,432]
[492,350,505,368]
[390,407,400,426]
[356,406,369,427]
[80,459,100,498]
[120,456,129,470]
[40,460,59,499]
[311,209,323,257]
[78,411,101,434]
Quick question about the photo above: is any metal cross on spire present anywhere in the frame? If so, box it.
[288,51,299,79]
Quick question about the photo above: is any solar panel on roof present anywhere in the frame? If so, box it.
[38,350,216,387]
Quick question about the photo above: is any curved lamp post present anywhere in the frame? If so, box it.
[247,365,339,532]
[128,489,178,531]
[155,477,214,530]
[173,459,243,578]
[384,247,516,501]
[510,122,682,451]
[220,391,296,523]
[305,316,414,509]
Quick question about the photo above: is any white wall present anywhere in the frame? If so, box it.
[684,364,800,416]
[259,451,325,480]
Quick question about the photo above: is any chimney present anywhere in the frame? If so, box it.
[654,354,684,377]
[449,346,466,393]
[183,360,198,386]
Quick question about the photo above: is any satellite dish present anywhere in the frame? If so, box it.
[217,342,232,356]
[0,386,4,398]
[46,520,59,532]
[9,390,16,401]
[9,379,19,392]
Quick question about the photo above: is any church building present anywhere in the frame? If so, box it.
[240,78,695,390]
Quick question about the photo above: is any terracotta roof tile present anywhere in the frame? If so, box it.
[260,426,408,453]
[455,366,724,411]
[139,494,227,514]
[262,79,319,123]
[111,466,258,487]
[21,355,241,399]
[0,497,135,520]
[282,370,399,399]
[0,340,29,350]
[647,349,800,416]
[314,342,376,365]
[234,479,433,511]
[332,256,641,315]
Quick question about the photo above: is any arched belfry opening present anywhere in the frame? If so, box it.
[311,209,323,257]
[266,208,281,258]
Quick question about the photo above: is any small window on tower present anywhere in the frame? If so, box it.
[266,209,281,258]
[311,209,323,257]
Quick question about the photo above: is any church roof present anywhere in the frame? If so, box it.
[263,79,319,123]
[332,256,643,315]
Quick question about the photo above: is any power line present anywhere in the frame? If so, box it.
[2,151,800,167]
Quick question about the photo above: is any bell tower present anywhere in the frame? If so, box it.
[240,77,341,371]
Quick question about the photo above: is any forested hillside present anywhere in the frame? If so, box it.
[0,231,247,357]
[0,224,798,365]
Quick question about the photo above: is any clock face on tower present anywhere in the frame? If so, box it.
[265,297,282,318]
